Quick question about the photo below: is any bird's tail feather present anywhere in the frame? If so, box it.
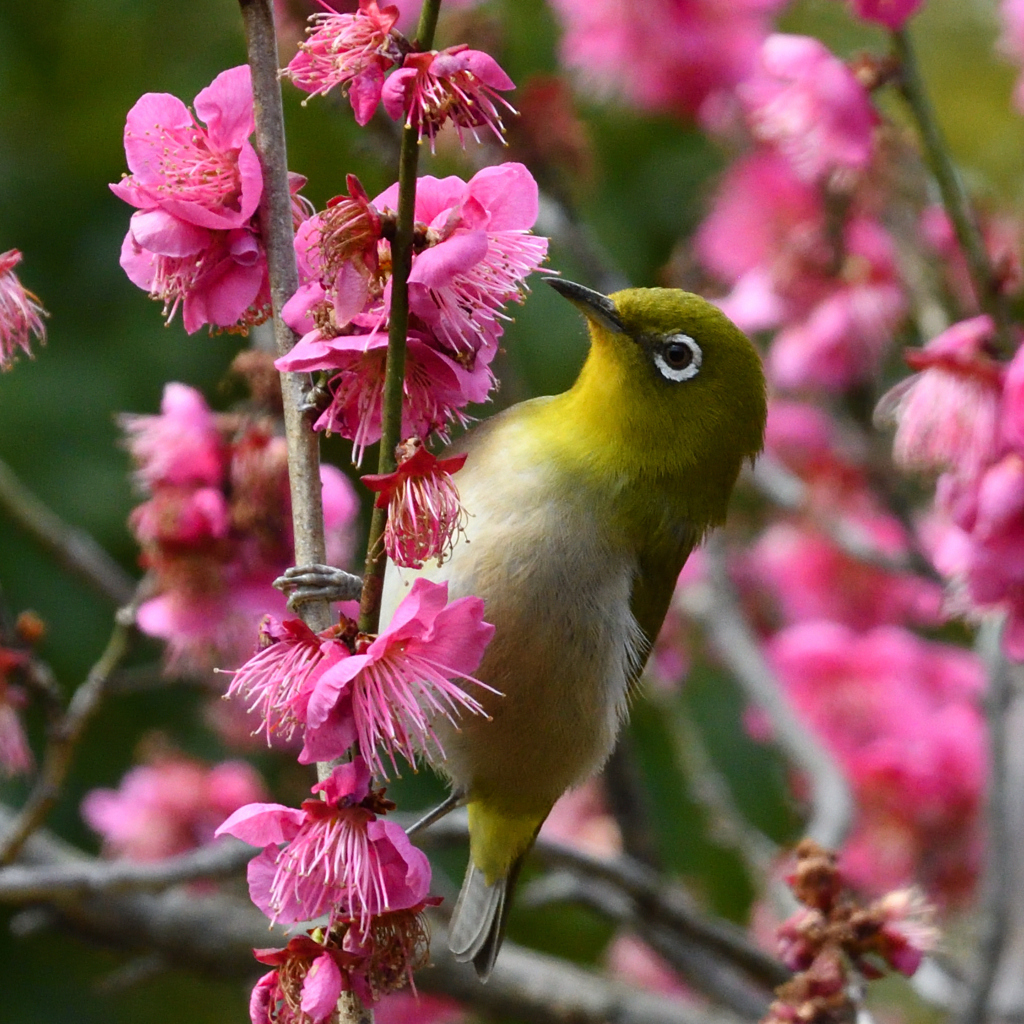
[448,851,528,981]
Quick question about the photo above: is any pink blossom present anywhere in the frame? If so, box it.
[548,0,787,121]
[1000,332,1024,454]
[302,578,496,775]
[111,67,306,334]
[217,758,431,929]
[226,616,342,747]
[83,751,266,860]
[0,249,47,369]
[738,35,877,186]
[277,164,547,458]
[285,1,401,123]
[381,46,516,149]
[0,649,32,778]
[374,992,465,1024]
[767,621,985,901]
[362,439,468,569]
[845,0,923,31]
[375,163,548,353]
[876,316,1003,479]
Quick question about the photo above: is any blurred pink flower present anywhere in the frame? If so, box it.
[767,621,985,901]
[217,758,431,929]
[0,249,47,369]
[738,35,876,186]
[120,382,226,489]
[83,751,266,860]
[876,315,1003,479]
[0,649,32,778]
[768,218,906,391]
[285,1,401,122]
[302,578,495,775]
[540,778,622,857]
[606,933,690,996]
[549,0,786,121]
[845,0,922,31]
[361,439,468,569]
[381,45,516,149]
[374,992,465,1024]
[124,384,359,669]
[746,522,943,631]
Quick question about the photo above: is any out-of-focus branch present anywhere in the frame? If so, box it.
[416,811,789,993]
[0,455,135,606]
[0,838,253,901]
[892,28,1013,354]
[684,538,854,851]
[0,604,137,865]
[960,615,1014,1024]
[0,805,727,1024]
[240,0,331,638]
[659,699,787,911]
[523,871,772,1019]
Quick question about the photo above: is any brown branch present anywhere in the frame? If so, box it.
[0,454,135,606]
[0,838,253,901]
[684,538,854,852]
[0,805,730,1024]
[239,0,332,637]
[0,607,137,865]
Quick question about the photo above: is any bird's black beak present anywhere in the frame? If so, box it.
[547,278,625,335]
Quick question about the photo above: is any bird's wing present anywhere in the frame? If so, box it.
[627,529,696,695]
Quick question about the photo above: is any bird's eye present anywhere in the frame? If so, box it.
[654,333,702,382]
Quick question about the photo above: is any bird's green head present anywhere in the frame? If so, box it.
[547,279,767,525]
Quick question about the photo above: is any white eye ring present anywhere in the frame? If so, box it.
[654,333,702,382]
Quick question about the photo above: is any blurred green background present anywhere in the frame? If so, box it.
[0,0,1020,1020]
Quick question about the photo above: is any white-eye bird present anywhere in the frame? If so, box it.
[377,280,768,979]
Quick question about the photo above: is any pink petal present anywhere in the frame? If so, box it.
[123,92,194,182]
[130,209,209,257]
[351,63,386,126]
[301,953,344,1023]
[409,231,489,287]
[194,65,256,151]
[464,162,540,231]
[215,802,305,845]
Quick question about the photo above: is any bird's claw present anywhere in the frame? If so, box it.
[274,564,363,611]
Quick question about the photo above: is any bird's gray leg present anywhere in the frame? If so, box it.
[406,789,466,837]
[273,564,363,611]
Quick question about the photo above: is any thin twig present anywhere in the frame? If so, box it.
[0,838,253,901]
[892,28,1013,354]
[357,0,443,635]
[959,614,1014,1024]
[685,538,854,851]
[0,455,135,606]
[603,733,663,869]
[0,607,136,865]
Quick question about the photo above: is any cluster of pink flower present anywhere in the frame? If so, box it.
[122,382,358,669]
[83,745,266,860]
[878,316,1024,660]
[0,249,47,370]
[547,0,921,125]
[276,162,548,464]
[731,401,987,904]
[283,0,515,147]
[111,66,311,335]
